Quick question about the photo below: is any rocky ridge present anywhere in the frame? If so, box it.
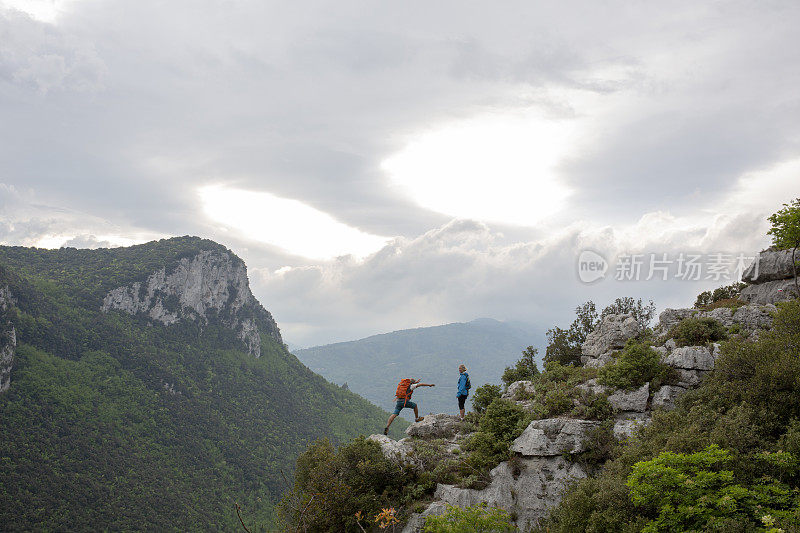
[101,250,281,357]
[372,254,783,531]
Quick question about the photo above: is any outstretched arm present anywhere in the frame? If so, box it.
[418,383,435,387]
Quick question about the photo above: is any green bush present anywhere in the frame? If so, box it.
[278,436,413,531]
[501,346,539,386]
[669,317,727,346]
[627,445,800,532]
[480,399,528,443]
[471,384,502,414]
[694,282,747,309]
[521,362,612,421]
[537,299,800,533]
[424,503,514,532]
[597,342,673,390]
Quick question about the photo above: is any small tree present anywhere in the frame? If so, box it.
[545,302,599,366]
[501,346,539,386]
[768,198,800,298]
[600,297,656,326]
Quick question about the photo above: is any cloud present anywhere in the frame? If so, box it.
[0,6,105,93]
[251,201,772,347]
[0,0,798,347]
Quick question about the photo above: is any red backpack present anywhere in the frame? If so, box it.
[395,378,413,400]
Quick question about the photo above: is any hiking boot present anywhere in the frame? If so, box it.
[415,416,425,422]
[383,427,388,436]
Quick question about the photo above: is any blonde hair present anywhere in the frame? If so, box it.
[459,364,467,372]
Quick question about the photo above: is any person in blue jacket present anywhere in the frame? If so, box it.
[457,364,470,420]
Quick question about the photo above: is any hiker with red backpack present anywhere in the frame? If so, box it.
[383,378,435,435]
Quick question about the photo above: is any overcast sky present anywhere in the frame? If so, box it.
[1,0,798,347]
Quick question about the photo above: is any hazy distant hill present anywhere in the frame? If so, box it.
[293,319,544,418]
[0,237,403,530]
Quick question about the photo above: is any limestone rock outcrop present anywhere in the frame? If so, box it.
[740,249,799,304]
[663,346,715,371]
[740,279,797,305]
[652,385,688,410]
[742,249,798,283]
[0,285,16,393]
[656,304,775,337]
[368,435,414,463]
[581,313,641,359]
[511,418,600,456]
[429,457,587,532]
[502,380,535,400]
[101,250,281,357]
[613,412,651,440]
[608,383,649,413]
[405,413,463,439]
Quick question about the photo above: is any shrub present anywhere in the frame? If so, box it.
[480,399,528,443]
[423,503,514,532]
[501,346,539,386]
[544,301,598,366]
[471,384,502,414]
[537,300,800,533]
[600,297,657,326]
[669,317,727,346]
[597,342,673,390]
[278,437,412,531]
[627,445,800,532]
[694,282,747,309]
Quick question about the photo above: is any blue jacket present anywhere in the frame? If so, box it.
[457,372,469,397]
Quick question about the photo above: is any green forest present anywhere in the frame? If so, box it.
[0,237,404,531]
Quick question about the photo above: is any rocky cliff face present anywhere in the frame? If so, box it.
[0,285,17,393]
[740,248,799,304]
[101,250,281,357]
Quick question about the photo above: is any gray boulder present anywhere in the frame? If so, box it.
[608,383,649,413]
[732,305,775,330]
[656,308,695,334]
[581,313,642,358]
[742,249,799,283]
[502,380,535,400]
[675,369,709,388]
[613,412,651,440]
[368,435,414,463]
[511,418,600,456]
[740,279,798,305]
[575,378,608,395]
[663,346,715,371]
[581,353,615,369]
[652,385,688,410]
[406,413,462,439]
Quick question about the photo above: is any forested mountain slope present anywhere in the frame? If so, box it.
[0,237,402,531]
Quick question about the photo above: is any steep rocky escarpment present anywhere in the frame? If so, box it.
[0,285,16,393]
[101,249,280,357]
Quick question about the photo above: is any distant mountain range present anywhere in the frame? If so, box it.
[293,318,545,418]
